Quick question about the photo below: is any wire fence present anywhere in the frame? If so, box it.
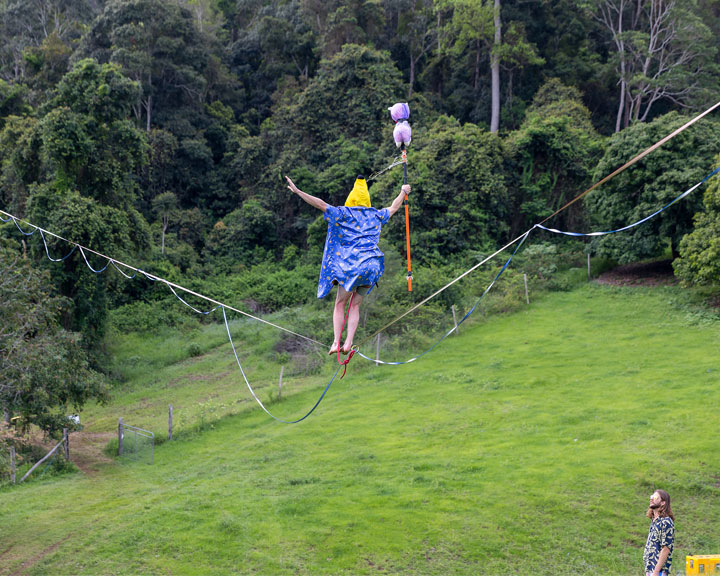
[0,418,155,487]
[0,429,71,486]
[0,444,12,485]
[118,419,154,464]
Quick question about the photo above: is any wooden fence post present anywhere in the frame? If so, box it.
[63,428,69,460]
[524,274,530,305]
[19,440,64,483]
[451,305,459,334]
[587,253,591,281]
[278,366,284,399]
[10,446,16,484]
[375,333,381,366]
[118,417,123,456]
[168,405,173,441]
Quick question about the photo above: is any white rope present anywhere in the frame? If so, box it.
[360,231,530,345]
[0,209,327,348]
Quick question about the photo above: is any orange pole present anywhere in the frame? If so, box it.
[402,147,412,291]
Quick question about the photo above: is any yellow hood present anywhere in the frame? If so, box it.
[344,178,371,208]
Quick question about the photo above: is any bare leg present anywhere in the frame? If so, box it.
[342,290,364,353]
[330,286,352,354]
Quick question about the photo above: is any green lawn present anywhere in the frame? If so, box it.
[2,284,719,575]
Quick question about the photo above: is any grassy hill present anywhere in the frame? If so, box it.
[2,283,719,575]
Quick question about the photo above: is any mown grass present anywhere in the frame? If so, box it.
[1,283,719,575]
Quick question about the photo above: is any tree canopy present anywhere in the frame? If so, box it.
[585,112,720,263]
[0,243,107,437]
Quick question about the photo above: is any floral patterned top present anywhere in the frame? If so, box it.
[643,516,674,573]
[317,205,390,299]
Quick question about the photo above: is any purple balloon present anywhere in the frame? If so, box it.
[388,102,410,122]
[393,121,412,147]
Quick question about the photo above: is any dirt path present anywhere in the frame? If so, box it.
[0,430,109,575]
[8,534,73,576]
[68,431,115,477]
[595,259,677,287]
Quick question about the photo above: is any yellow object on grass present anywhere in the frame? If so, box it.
[344,177,371,208]
[686,555,720,575]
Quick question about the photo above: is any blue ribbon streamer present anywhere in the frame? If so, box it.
[222,306,341,424]
[109,260,139,279]
[166,283,218,316]
[536,166,720,237]
[39,230,76,262]
[357,230,532,365]
[78,246,110,273]
[11,217,36,236]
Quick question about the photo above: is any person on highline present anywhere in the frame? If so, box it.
[285,175,410,355]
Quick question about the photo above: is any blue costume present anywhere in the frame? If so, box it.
[317,205,390,299]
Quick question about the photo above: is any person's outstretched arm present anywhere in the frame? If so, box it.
[286,176,328,212]
[386,184,411,218]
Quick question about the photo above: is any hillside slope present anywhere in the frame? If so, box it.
[2,284,719,575]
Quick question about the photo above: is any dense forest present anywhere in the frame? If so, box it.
[2,0,720,434]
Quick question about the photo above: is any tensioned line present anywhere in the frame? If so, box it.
[0,209,326,348]
[357,165,720,363]
[358,98,720,344]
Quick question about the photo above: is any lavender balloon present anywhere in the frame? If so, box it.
[393,120,412,147]
[388,102,410,122]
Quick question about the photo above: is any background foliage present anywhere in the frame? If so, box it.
[1,0,720,432]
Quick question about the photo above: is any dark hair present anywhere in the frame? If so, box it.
[646,489,674,521]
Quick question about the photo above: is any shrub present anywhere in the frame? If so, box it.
[109,300,200,333]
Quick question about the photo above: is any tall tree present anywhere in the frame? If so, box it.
[0,0,103,81]
[391,0,437,98]
[180,0,226,35]
[304,0,385,57]
[21,59,151,356]
[152,191,178,255]
[506,79,603,237]
[585,0,717,132]
[437,0,537,131]
[0,115,40,217]
[229,0,318,120]
[439,0,494,95]
[493,21,544,129]
[79,0,209,131]
[490,0,501,133]
[80,0,243,216]
[674,170,720,285]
